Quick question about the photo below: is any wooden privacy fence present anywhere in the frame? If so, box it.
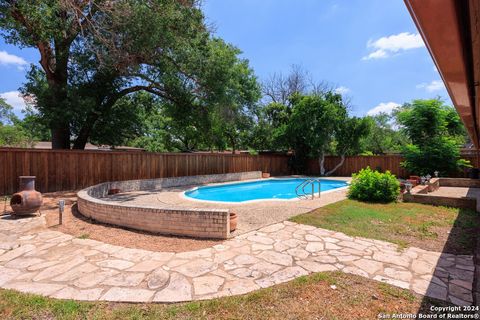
[308,154,478,178]
[307,155,409,177]
[0,149,290,195]
[1,149,477,195]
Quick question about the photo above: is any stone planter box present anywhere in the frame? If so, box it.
[403,192,477,211]
[403,177,479,212]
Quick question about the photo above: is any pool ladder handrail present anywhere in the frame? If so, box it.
[295,178,321,200]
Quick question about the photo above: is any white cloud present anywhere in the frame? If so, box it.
[0,91,28,112]
[416,80,445,92]
[0,51,27,66]
[334,86,350,95]
[362,32,424,60]
[367,102,400,116]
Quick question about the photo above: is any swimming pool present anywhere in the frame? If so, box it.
[184,178,348,203]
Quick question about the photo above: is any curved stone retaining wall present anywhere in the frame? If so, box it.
[77,171,262,239]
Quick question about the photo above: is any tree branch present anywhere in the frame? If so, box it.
[9,5,56,81]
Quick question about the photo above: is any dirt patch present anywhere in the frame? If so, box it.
[9,191,222,253]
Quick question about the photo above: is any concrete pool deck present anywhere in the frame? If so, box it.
[100,176,351,235]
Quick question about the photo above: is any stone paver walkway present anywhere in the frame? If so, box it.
[0,214,474,306]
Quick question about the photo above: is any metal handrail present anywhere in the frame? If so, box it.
[295,180,309,199]
[295,179,313,199]
[295,178,321,200]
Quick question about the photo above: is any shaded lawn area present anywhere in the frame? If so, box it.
[290,199,479,254]
[0,272,450,320]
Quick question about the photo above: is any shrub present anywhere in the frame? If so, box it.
[348,167,400,203]
[395,99,470,177]
[401,137,471,176]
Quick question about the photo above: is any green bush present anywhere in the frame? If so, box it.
[401,136,471,176]
[347,167,400,203]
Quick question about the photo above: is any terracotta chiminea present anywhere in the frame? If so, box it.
[10,176,43,215]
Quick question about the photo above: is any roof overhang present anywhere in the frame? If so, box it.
[404,0,480,147]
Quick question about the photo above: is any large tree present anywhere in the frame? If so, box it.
[327,116,371,174]
[395,99,470,175]
[286,92,369,176]
[1,0,245,149]
[254,66,332,153]
[287,93,344,174]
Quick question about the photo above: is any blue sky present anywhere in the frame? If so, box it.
[0,0,450,118]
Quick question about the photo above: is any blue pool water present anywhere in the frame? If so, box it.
[184,178,348,203]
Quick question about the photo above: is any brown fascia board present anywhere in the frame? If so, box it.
[404,0,479,148]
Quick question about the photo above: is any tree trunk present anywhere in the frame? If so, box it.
[51,124,70,149]
[49,43,71,149]
[48,83,70,149]
[319,151,325,176]
[228,134,236,154]
[72,128,90,150]
[72,113,100,149]
[325,154,345,176]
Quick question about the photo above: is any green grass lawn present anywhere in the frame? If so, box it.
[290,199,479,254]
[0,272,449,320]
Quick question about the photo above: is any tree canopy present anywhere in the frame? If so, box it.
[360,113,408,155]
[395,99,466,145]
[0,0,259,149]
[395,99,470,176]
[286,93,370,175]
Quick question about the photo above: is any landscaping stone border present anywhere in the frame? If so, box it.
[439,178,480,188]
[77,172,262,239]
[403,192,477,211]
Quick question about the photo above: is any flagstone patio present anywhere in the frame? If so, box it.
[0,213,475,306]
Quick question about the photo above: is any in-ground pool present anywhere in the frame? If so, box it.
[184,178,348,203]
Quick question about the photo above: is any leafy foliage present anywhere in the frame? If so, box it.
[334,116,371,157]
[88,92,154,147]
[285,93,370,175]
[287,93,346,158]
[125,39,260,153]
[395,99,466,145]
[0,98,31,147]
[15,106,51,142]
[1,1,260,149]
[360,113,408,154]
[348,167,400,203]
[395,99,470,176]
[401,137,471,176]
[0,125,30,147]
[0,97,16,125]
